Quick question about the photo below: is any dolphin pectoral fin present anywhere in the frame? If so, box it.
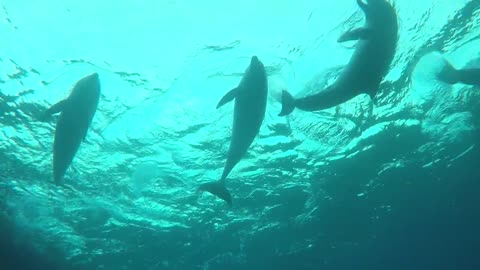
[216,88,239,109]
[46,99,69,115]
[278,90,296,116]
[338,27,370,43]
[198,181,232,206]
[40,99,69,121]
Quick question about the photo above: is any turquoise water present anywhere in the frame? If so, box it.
[1,0,480,269]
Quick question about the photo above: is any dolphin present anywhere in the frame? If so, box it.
[437,59,480,86]
[199,56,268,205]
[43,73,100,185]
[279,0,398,116]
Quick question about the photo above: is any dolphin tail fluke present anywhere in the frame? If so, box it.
[438,58,480,85]
[198,181,232,206]
[278,90,296,116]
[437,60,460,85]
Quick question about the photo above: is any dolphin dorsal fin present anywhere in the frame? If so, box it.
[216,87,239,109]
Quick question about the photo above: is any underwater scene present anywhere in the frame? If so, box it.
[1,0,480,269]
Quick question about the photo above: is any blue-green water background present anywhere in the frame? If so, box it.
[1,0,480,269]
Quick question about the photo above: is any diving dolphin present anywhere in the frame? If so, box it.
[279,0,398,116]
[44,73,100,185]
[199,56,268,205]
[437,60,480,86]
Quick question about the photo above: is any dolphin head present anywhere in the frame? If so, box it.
[70,72,101,106]
[243,56,267,93]
[249,56,263,69]
[83,73,100,87]
[247,55,266,76]
[362,0,397,30]
[82,72,101,94]
[84,73,100,98]
[364,0,393,13]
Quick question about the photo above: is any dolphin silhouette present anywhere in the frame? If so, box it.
[199,56,268,205]
[279,0,398,116]
[44,73,100,185]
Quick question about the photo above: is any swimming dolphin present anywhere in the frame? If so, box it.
[437,60,480,86]
[279,0,398,116]
[43,73,100,185]
[199,56,268,205]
